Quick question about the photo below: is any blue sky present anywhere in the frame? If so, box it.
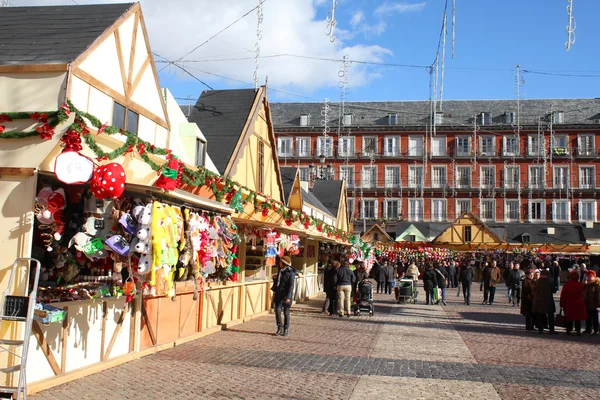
[20,0,600,103]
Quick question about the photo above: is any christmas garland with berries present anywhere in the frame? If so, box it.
[0,101,354,243]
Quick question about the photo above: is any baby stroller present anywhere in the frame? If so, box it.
[353,279,374,316]
[396,278,418,304]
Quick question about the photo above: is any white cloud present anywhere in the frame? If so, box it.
[350,11,365,27]
[374,1,427,18]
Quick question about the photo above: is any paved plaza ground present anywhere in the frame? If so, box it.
[33,284,600,399]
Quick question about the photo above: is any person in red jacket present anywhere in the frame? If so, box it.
[560,270,587,336]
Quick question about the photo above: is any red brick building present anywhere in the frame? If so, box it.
[270,99,600,238]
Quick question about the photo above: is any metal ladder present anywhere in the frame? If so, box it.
[0,258,41,400]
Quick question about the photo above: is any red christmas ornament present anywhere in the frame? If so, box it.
[91,163,126,199]
[262,208,269,217]
[155,157,182,191]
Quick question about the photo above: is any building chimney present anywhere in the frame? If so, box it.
[300,181,309,192]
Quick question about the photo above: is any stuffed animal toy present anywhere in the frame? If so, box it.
[91,163,126,199]
[133,203,152,275]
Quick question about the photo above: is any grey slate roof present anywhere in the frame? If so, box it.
[0,3,133,66]
[301,188,334,218]
[488,223,586,244]
[280,167,298,204]
[187,89,258,174]
[311,180,343,218]
[271,99,600,129]
[395,222,450,239]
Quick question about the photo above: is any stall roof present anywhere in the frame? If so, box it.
[0,3,134,66]
[395,221,450,239]
[487,223,586,244]
[127,185,233,214]
[280,166,298,204]
[301,188,334,218]
[311,180,344,218]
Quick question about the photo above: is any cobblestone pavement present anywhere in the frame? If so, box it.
[33,283,600,400]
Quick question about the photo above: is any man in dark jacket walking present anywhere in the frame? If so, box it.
[273,256,296,336]
[482,261,501,305]
[334,261,356,317]
[423,264,437,305]
[551,260,562,293]
[434,263,448,305]
[460,261,475,305]
[508,263,526,306]
[385,262,396,294]
[447,261,457,288]
[322,260,338,316]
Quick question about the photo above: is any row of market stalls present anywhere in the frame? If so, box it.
[0,3,362,394]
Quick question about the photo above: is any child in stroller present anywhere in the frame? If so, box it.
[353,279,374,316]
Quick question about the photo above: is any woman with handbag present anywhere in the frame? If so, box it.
[560,270,587,336]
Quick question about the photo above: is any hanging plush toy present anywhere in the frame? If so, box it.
[154,156,182,191]
[91,163,126,199]
[54,129,94,185]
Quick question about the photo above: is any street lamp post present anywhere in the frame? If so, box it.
[310,154,334,181]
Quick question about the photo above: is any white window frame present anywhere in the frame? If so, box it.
[552,135,569,151]
[361,166,377,189]
[456,166,471,188]
[552,111,564,124]
[388,113,398,125]
[362,136,378,157]
[338,136,355,157]
[347,198,355,220]
[408,199,424,222]
[552,200,570,223]
[456,136,471,156]
[316,137,333,157]
[277,137,293,157]
[431,136,447,157]
[503,136,519,156]
[408,136,424,157]
[480,199,496,222]
[339,165,355,188]
[295,137,311,157]
[408,165,424,189]
[431,165,447,188]
[529,165,544,189]
[579,166,595,189]
[343,113,353,126]
[480,166,495,189]
[504,199,520,222]
[480,112,492,126]
[578,134,595,156]
[504,165,520,189]
[384,166,401,189]
[299,114,310,126]
[529,199,545,222]
[434,112,443,125]
[431,199,447,221]
[456,199,471,216]
[360,198,377,220]
[579,200,596,222]
[384,199,400,219]
[528,135,542,156]
[298,167,310,182]
[479,136,495,156]
[505,112,516,124]
[553,165,569,189]
[383,136,400,157]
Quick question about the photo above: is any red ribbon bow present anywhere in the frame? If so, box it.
[29,112,48,123]
[61,103,71,115]
[0,114,12,123]
[36,123,55,140]
[137,143,146,155]
[97,123,107,135]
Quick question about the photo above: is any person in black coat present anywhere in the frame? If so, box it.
[447,261,457,288]
[460,262,475,305]
[434,263,448,305]
[272,256,296,336]
[376,261,387,293]
[322,260,338,316]
[422,264,437,305]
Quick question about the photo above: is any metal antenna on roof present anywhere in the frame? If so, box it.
[1,0,15,6]
[253,0,264,91]
[565,0,576,51]
[451,0,456,59]
[325,0,338,43]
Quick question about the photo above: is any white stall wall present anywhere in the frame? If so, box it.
[0,72,67,111]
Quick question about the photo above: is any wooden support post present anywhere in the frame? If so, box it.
[100,302,108,361]
[32,321,61,376]
[61,307,68,373]
[104,303,129,361]
[141,298,157,346]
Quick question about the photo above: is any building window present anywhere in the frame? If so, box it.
[505,112,516,124]
[553,166,569,189]
[530,200,545,222]
[339,166,354,188]
[480,112,493,126]
[347,198,355,220]
[361,166,376,189]
[480,136,495,156]
[277,137,293,157]
[552,200,570,222]
[257,141,265,193]
[505,200,520,222]
[343,113,353,126]
[385,199,400,219]
[407,234,416,242]
[361,199,377,219]
[578,134,595,156]
[408,199,424,221]
[431,136,447,157]
[579,200,596,222]
[408,166,423,188]
[299,114,310,126]
[528,135,542,156]
[503,136,519,156]
[579,166,595,189]
[338,137,355,157]
[529,166,544,189]
[388,113,398,125]
[373,233,379,241]
[431,166,447,188]
[362,137,378,157]
[456,166,471,188]
[457,199,471,216]
[195,138,206,166]
[385,166,401,188]
[408,136,424,156]
[456,136,471,156]
[463,226,472,242]
[434,112,443,125]
[296,137,311,157]
[552,111,564,124]
[431,199,447,221]
[384,136,400,157]
[316,137,333,157]
[522,233,531,244]
[504,166,520,189]
[481,199,495,221]
[112,102,139,135]
[552,135,569,155]
[299,167,310,182]
[480,166,495,189]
